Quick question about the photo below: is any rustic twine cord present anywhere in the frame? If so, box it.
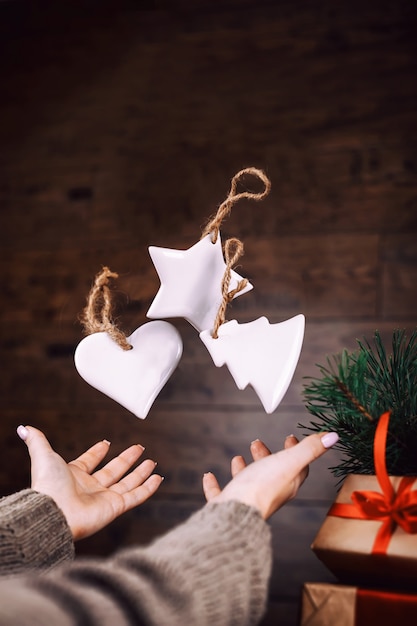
[201,167,271,244]
[211,238,248,339]
[80,266,132,351]
[205,168,271,338]
[334,379,407,451]
[335,378,374,422]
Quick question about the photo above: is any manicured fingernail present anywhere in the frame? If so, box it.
[286,434,296,439]
[321,432,339,448]
[17,425,29,441]
[251,438,260,444]
[102,439,111,446]
[137,444,145,451]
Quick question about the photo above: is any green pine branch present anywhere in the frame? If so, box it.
[300,329,417,480]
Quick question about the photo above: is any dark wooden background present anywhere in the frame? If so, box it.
[0,1,416,624]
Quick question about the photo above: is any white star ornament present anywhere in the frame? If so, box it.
[199,314,305,413]
[74,321,183,419]
[146,234,253,332]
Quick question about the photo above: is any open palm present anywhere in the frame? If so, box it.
[18,425,162,540]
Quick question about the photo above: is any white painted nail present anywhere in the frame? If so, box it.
[321,432,339,449]
[17,425,29,441]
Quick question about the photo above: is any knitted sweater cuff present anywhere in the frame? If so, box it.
[114,500,272,625]
[0,489,74,576]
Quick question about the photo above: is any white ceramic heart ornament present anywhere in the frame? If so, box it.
[74,321,183,419]
[200,314,305,413]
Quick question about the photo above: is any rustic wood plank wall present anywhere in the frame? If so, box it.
[0,2,416,624]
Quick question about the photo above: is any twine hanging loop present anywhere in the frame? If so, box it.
[212,238,247,339]
[201,167,271,243]
[80,266,132,351]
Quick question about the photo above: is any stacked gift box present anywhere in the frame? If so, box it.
[300,582,417,626]
[299,412,417,625]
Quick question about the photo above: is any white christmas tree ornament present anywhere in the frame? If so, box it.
[200,314,305,413]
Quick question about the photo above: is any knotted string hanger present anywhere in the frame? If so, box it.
[80,266,132,351]
[201,167,271,244]
[204,168,271,338]
[211,238,247,339]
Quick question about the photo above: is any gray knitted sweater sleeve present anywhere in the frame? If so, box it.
[0,500,272,626]
[0,489,74,575]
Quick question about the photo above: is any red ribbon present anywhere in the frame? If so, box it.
[356,588,417,624]
[328,411,417,554]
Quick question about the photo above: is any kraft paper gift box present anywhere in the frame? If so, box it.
[311,473,417,590]
[311,411,417,590]
[300,582,417,626]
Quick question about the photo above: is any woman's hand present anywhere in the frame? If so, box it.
[203,432,338,519]
[17,425,162,541]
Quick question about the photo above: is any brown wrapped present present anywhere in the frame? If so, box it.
[311,412,417,590]
[300,582,417,626]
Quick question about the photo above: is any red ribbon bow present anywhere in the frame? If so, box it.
[328,411,417,554]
